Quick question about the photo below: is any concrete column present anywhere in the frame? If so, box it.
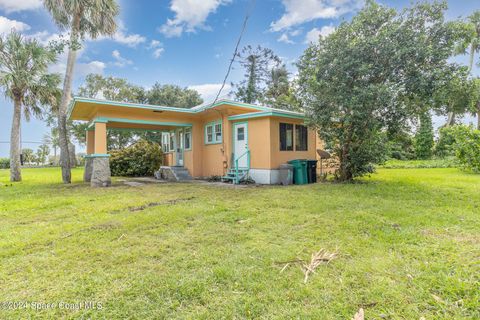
[94,122,107,154]
[84,157,93,182]
[90,122,111,187]
[86,130,95,154]
[90,156,111,187]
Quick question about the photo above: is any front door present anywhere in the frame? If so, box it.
[175,128,184,166]
[233,122,248,168]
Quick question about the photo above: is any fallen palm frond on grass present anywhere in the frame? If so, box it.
[352,308,364,320]
[278,248,338,283]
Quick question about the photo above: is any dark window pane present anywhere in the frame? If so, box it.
[280,123,293,151]
[295,125,308,151]
[237,127,245,141]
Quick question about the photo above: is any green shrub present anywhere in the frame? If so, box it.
[0,158,9,169]
[450,125,480,173]
[434,126,457,158]
[110,140,163,177]
[414,112,434,159]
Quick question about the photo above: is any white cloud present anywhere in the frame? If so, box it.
[95,21,146,47]
[188,83,232,102]
[152,48,164,59]
[159,0,231,37]
[304,25,335,43]
[112,49,132,67]
[0,0,41,13]
[149,40,162,48]
[271,0,362,31]
[50,60,105,78]
[0,16,30,34]
[111,31,146,47]
[278,33,294,44]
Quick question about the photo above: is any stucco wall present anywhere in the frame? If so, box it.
[269,117,317,169]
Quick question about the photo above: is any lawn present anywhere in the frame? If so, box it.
[0,167,479,319]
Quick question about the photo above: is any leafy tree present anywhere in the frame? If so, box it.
[0,32,60,182]
[432,67,478,126]
[21,148,35,165]
[297,1,461,181]
[415,112,434,159]
[78,73,147,102]
[262,65,301,111]
[233,45,281,104]
[43,0,119,184]
[449,125,480,172]
[36,144,50,165]
[146,83,202,108]
[76,74,147,149]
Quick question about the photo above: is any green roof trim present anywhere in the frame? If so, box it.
[94,117,193,127]
[68,96,306,121]
[228,111,305,121]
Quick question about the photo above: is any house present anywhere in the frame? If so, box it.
[68,97,322,187]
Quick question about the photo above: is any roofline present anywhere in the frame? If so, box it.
[68,96,305,120]
[228,110,305,121]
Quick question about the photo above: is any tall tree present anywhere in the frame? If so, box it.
[297,0,461,181]
[43,128,59,163]
[233,45,281,104]
[0,32,60,182]
[262,65,300,111]
[453,10,480,128]
[415,112,434,159]
[146,83,202,108]
[43,0,119,183]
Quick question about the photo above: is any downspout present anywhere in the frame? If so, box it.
[212,107,228,175]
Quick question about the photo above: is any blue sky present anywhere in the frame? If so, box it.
[0,0,479,157]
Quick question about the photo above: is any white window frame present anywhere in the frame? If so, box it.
[184,127,192,150]
[205,120,222,145]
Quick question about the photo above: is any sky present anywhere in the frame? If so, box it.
[0,0,479,157]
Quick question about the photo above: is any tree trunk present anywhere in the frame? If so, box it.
[446,111,455,126]
[58,13,81,183]
[10,97,22,182]
[477,102,480,130]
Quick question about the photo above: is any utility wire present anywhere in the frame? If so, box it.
[210,0,256,106]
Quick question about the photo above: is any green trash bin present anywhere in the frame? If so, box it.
[287,159,308,185]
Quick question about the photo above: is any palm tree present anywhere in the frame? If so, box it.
[455,11,480,128]
[0,32,60,182]
[43,0,119,183]
[43,128,59,164]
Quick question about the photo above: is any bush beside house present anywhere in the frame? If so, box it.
[0,158,9,169]
[110,140,163,177]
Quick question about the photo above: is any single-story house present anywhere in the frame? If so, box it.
[68,97,322,186]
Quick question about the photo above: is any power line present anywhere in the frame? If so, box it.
[211,0,256,106]
[0,141,45,144]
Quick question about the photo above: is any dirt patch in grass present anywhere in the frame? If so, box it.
[110,196,196,214]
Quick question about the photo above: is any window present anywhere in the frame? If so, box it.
[295,124,308,151]
[161,132,170,152]
[205,121,222,144]
[279,123,294,151]
[169,131,175,151]
[237,127,245,141]
[184,127,192,150]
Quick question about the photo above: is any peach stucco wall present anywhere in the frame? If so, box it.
[84,102,320,177]
[269,117,317,168]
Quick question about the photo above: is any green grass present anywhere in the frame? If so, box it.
[381,158,457,169]
[0,167,479,319]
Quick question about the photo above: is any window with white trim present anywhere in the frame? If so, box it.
[184,127,192,150]
[205,121,222,144]
[161,132,170,152]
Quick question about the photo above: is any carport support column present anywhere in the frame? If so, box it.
[83,129,95,182]
[90,121,111,187]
